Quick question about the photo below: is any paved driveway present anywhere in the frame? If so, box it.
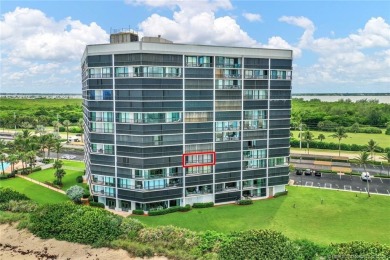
[289,172,390,196]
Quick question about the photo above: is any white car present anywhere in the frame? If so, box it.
[361,172,371,182]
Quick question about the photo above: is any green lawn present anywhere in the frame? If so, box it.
[29,162,86,191]
[0,177,68,204]
[132,186,390,246]
[291,130,390,147]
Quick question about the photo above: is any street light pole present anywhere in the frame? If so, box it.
[299,123,302,163]
[14,112,16,133]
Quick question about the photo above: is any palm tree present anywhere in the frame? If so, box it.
[302,130,314,154]
[26,150,36,173]
[355,151,370,197]
[318,134,325,142]
[46,135,57,159]
[20,122,33,130]
[35,125,46,136]
[52,120,61,134]
[0,153,6,175]
[329,127,348,156]
[54,141,63,161]
[62,120,71,143]
[54,168,66,185]
[366,139,378,161]
[53,159,65,185]
[78,118,84,143]
[7,154,19,173]
[381,151,390,177]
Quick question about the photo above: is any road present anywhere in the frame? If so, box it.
[289,172,390,196]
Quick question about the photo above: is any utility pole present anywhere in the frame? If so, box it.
[299,123,302,163]
[14,112,16,133]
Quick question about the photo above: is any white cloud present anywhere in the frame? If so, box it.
[0,7,109,92]
[243,12,262,22]
[134,0,259,47]
[279,15,390,91]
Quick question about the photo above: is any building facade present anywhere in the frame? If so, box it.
[81,36,292,212]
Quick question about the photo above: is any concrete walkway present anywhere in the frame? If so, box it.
[16,174,66,194]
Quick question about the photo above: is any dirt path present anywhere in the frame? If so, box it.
[0,224,167,260]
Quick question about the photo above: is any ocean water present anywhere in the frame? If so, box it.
[293,95,390,104]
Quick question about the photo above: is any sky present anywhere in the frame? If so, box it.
[1,0,389,94]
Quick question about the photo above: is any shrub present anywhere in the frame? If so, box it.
[52,180,62,186]
[327,241,390,259]
[137,225,200,251]
[66,185,85,203]
[294,239,326,260]
[132,209,144,215]
[192,202,214,208]
[7,172,15,178]
[82,192,90,199]
[0,188,30,203]
[0,200,38,213]
[218,229,300,260]
[237,199,253,205]
[29,202,123,245]
[75,175,83,183]
[0,175,8,180]
[89,201,105,208]
[148,205,192,216]
[120,217,146,238]
[31,167,42,173]
[198,230,229,254]
[274,190,288,198]
[44,181,61,189]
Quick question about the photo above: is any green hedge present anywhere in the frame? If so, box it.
[132,209,145,215]
[290,139,389,153]
[29,202,122,246]
[219,229,300,260]
[237,199,253,205]
[89,201,105,208]
[148,205,191,216]
[0,188,30,203]
[192,202,214,208]
[274,191,288,198]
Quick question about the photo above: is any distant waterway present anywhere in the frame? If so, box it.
[293,95,390,104]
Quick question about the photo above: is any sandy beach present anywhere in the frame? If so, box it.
[0,224,167,260]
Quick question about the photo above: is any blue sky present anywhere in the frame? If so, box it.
[1,0,389,93]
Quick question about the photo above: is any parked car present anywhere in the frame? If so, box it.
[361,172,371,182]
[68,136,80,142]
[314,171,322,177]
[304,169,312,175]
[295,169,303,175]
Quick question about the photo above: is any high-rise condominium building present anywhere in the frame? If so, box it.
[81,32,292,212]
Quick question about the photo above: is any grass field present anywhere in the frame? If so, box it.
[132,186,390,245]
[0,98,81,111]
[0,177,68,204]
[28,160,86,191]
[291,130,390,147]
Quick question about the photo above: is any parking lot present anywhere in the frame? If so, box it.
[290,172,390,196]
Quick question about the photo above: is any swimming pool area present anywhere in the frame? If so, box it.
[0,162,11,172]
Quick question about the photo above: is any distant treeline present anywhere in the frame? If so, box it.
[0,99,82,129]
[292,98,390,131]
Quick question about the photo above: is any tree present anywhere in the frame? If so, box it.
[351,123,360,133]
[54,168,66,186]
[26,150,36,173]
[66,185,85,203]
[35,125,46,136]
[52,120,61,133]
[302,130,314,154]
[45,134,57,159]
[20,122,33,130]
[329,127,348,156]
[62,120,71,143]
[78,118,84,143]
[317,134,325,142]
[0,153,6,175]
[53,141,63,161]
[53,159,65,185]
[380,151,390,177]
[366,139,378,161]
[355,151,370,197]
[7,154,19,173]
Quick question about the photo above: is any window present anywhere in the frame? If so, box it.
[185,112,212,122]
[244,90,267,100]
[243,149,266,159]
[186,56,197,67]
[271,70,292,80]
[268,157,288,167]
[244,69,268,79]
[244,110,267,120]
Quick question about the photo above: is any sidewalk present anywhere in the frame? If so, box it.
[16,174,65,194]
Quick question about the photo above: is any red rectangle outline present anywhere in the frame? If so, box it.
[182,151,216,168]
